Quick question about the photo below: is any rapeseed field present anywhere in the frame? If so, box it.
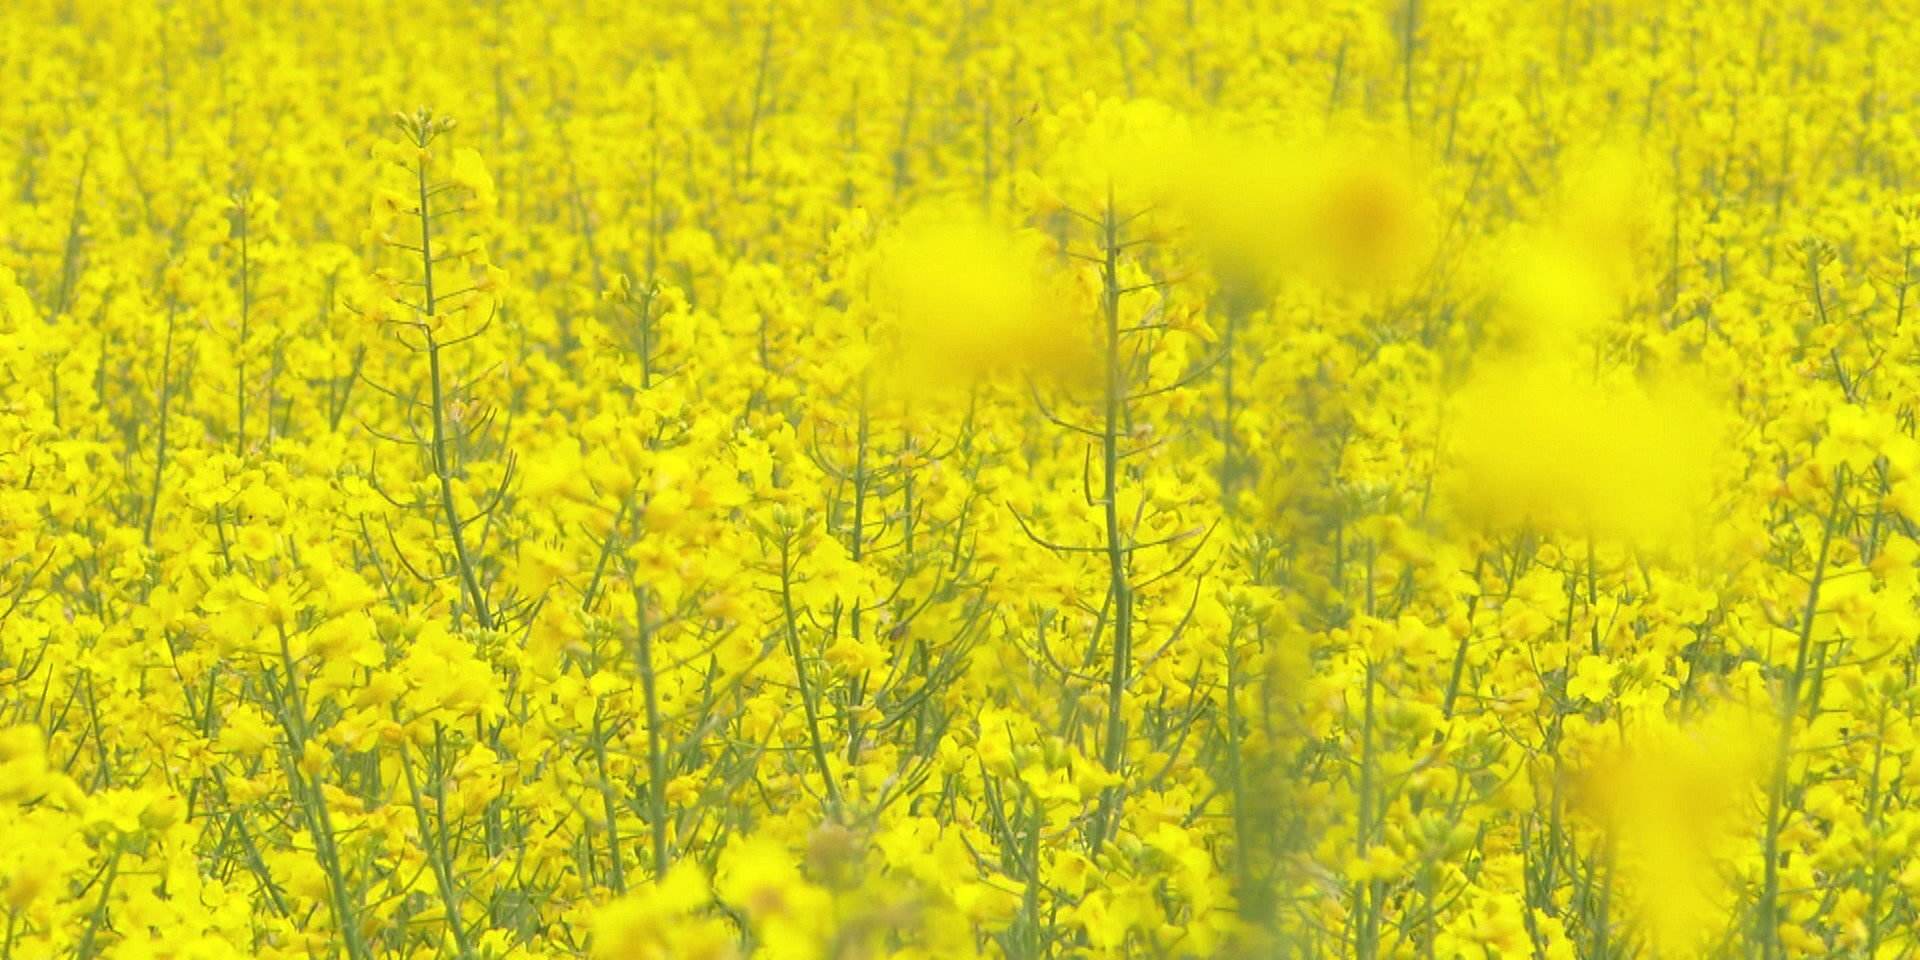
[2,1,1917,957]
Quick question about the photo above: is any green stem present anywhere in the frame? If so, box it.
[73,840,122,960]
[845,377,872,766]
[1354,658,1380,960]
[276,626,371,960]
[1757,470,1846,958]
[394,719,476,960]
[1090,192,1134,853]
[633,582,672,875]
[144,301,177,547]
[234,193,252,451]
[589,704,626,895]
[779,532,844,818]
[415,153,493,632]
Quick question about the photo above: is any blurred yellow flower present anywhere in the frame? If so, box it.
[1447,357,1722,546]
[715,834,833,960]
[592,862,737,960]
[874,206,1087,390]
[1165,131,1427,291]
[1569,713,1764,955]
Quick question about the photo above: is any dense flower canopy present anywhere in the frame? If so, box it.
[3,1,1920,958]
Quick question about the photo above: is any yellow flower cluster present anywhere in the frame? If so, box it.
[5,1,1920,958]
